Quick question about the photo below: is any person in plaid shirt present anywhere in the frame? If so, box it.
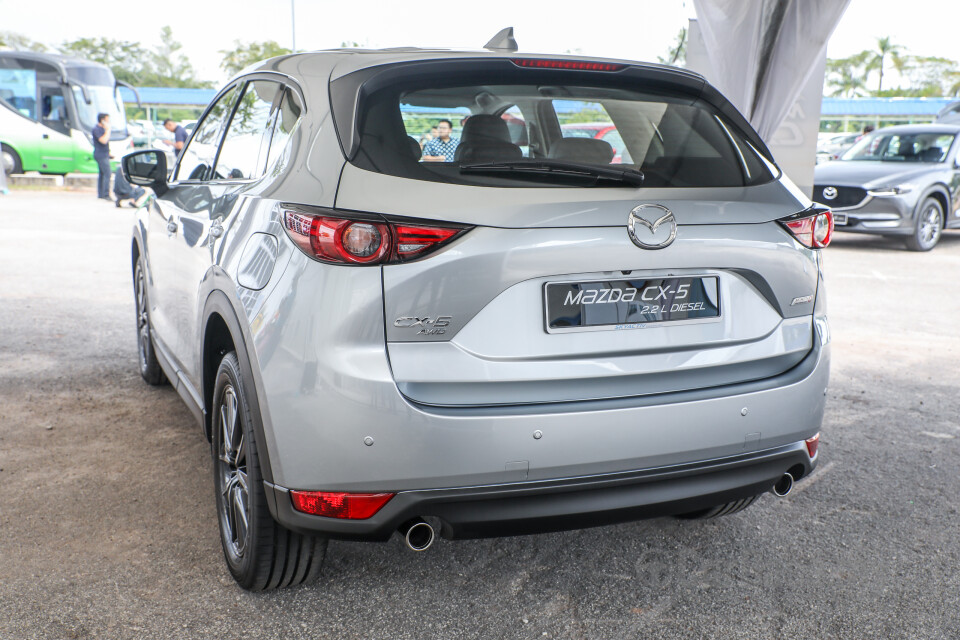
[422,119,459,162]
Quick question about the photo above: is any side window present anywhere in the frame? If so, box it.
[265,88,302,175]
[175,84,240,181]
[213,80,280,181]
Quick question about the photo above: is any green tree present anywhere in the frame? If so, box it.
[901,55,958,97]
[826,54,869,97]
[0,31,48,52]
[60,28,211,88]
[219,40,292,77]
[148,26,211,88]
[657,28,687,66]
[866,36,904,93]
[60,37,153,85]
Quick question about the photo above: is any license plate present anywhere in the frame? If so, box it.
[833,212,847,225]
[544,276,720,332]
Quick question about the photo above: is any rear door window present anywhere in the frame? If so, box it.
[213,80,280,181]
[265,88,303,175]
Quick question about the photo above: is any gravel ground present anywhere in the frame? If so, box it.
[1,190,959,639]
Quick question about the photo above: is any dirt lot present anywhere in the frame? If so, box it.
[2,190,959,639]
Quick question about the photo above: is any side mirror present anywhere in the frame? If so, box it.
[122,149,168,196]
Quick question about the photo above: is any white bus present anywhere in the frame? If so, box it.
[1,51,140,175]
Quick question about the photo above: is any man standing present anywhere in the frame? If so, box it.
[162,119,189,156]
[92,113,111,201]
[422,119,459,162]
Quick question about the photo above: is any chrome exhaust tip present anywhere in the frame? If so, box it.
[772,472,795,497]
[399,519,435,551]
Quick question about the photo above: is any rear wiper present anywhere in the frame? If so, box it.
[459,159,644,187]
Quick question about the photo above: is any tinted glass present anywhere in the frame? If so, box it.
[213,80,279,180]
[0,68,38,119]
[265,88,302,176]
[841,132,955,163]
[355,80,772,188]
[176,84,239,181]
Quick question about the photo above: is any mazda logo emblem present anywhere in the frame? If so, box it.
[822,186,838,200]
[628,204,677,249]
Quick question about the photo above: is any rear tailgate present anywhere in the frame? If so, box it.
[336,169,818,407]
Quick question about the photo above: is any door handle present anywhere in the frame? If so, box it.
[42,134,49,139]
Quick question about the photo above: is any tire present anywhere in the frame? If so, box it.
[675,494,761,520]
[133,257,166,385]
[905,197,944,251]
[212,352,327,591]
[2,144,22,175]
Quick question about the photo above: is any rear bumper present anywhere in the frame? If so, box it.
[265,441,816,541]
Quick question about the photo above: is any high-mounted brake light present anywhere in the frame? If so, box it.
[290,491,394,519]
[779,208,833,249]
[282,207,470,265]
[511,58,625,72]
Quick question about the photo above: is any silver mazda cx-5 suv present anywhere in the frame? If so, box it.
[123,47,832,591]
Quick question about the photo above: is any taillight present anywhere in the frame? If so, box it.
[289,490,394,519]
[805,433,820,459]
[780,207,833,249]
[282,207,469,265]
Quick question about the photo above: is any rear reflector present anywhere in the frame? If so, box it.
[780,207,833,249]
[805,433,820,459]
[289,491,395,519]
[511,58,625,72]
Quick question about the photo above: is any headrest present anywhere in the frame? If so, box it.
[407,136,422,161]
[460,114,511,145]
[548,137,615,164]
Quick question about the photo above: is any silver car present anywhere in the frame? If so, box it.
[123,48,831,591]
[813,124,960,251]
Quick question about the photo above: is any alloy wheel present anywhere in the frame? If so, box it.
[919,204,942,249]
[217,385,249,562]
[135,264,150,373]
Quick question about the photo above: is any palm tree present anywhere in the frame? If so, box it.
[867,36,904,93]
[827,55,868,97]
[830,67,867,98]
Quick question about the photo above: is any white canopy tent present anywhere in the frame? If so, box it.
[689,0,852,195]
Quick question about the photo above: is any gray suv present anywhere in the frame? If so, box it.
[813,124,960,250]
[123,48,831,591]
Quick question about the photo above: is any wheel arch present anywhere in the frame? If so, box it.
[201,289,276,484]
[918,185,949,220]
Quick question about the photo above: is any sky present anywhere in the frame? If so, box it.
[1,0,958,87]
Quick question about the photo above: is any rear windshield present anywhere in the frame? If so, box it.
[346,75,773,188]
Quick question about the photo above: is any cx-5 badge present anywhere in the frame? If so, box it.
[628,204,677,249]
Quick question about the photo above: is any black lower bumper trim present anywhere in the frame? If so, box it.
[265,442,814,541]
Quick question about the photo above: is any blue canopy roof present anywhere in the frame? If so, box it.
[821,97,954,117]
[120,86,216,107]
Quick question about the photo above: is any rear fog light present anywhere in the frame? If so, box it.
[289,491,395,519]
[805,433,820,458]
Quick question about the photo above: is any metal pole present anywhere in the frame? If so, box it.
[291,0,297,53]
